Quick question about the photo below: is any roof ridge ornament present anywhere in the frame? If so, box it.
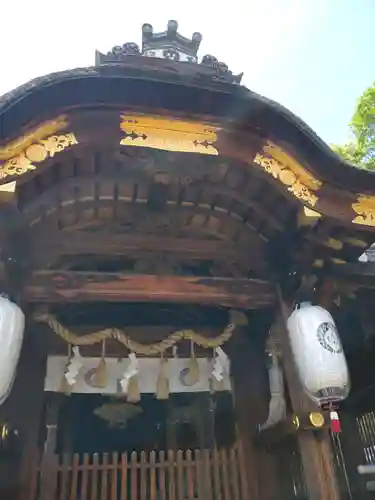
[95,20,243,85]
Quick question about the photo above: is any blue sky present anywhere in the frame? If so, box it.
[0,0,373,145]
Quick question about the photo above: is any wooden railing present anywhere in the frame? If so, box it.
[24,443,251,500]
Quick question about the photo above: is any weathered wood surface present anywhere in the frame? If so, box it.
[332,262,375,289]
[30,232,252,265]
[22,271,275,308]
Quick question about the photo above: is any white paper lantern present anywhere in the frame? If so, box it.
[287,302,349,405]
[0,297,25,406]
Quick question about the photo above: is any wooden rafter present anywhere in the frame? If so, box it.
[21,271,275,308]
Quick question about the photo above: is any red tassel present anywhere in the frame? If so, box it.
[330,411,341,433]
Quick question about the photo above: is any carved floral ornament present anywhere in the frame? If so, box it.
[0,116,78,181]
[253,142,322,208]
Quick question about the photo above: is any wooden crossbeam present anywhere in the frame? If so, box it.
[30,232,256,266]
[332,262,375,278]
[22,271,275,308]
[331,262,375,289]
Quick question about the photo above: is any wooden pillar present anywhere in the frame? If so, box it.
[275,293,341,500]
[229,325,281,500]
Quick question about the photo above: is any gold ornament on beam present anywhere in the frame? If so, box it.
[0,116,69,160]
[120,114,219,155]
[352,195,375,227]
[263,142,322,191]
[298,206,322,227]
[253,142,322,208]
[0,133,78,181]
[253,152,318,207]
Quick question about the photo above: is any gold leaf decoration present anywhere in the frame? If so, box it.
[352,195,375,227]
[324,238,344,251]
[263,142,322,190]
[0,133,78,180]
[303,207,322,218]
[0,115,68,160]
[253,153,318,207]
[120,114,218,155]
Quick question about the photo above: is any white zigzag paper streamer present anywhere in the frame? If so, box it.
[65,347,83,386]
[120,353,139,392]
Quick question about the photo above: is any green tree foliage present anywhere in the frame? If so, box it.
[332,81,375,170]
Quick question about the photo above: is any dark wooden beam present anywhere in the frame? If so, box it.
[332,261,375,278]
[330,262,375,289]
[21,271,275,308]
[30,232,250,265]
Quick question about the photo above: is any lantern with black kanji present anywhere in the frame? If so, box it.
[287,302,349,405]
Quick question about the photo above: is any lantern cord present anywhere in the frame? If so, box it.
[331,433,354,500]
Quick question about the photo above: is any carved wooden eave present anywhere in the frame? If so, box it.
[1,64,375,232]
[0,50,375,309]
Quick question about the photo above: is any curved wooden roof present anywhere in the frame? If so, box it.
[0,50,374,313]
[0,60,375,232]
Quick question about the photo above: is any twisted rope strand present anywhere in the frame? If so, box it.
[36,314,235,355]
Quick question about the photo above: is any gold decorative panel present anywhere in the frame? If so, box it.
[0,116,68,161]
[253,152,319,207]
[352,195,375,227]
[253,142,322,207]
[120,114,218,155]
[303,207,321,218]
[263,143,322,190]
[0,181,16,203]
[0,133,78,181]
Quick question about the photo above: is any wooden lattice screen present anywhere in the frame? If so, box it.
[24,443,251,500]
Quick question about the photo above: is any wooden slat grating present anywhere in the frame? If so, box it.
[25,443,251,500]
